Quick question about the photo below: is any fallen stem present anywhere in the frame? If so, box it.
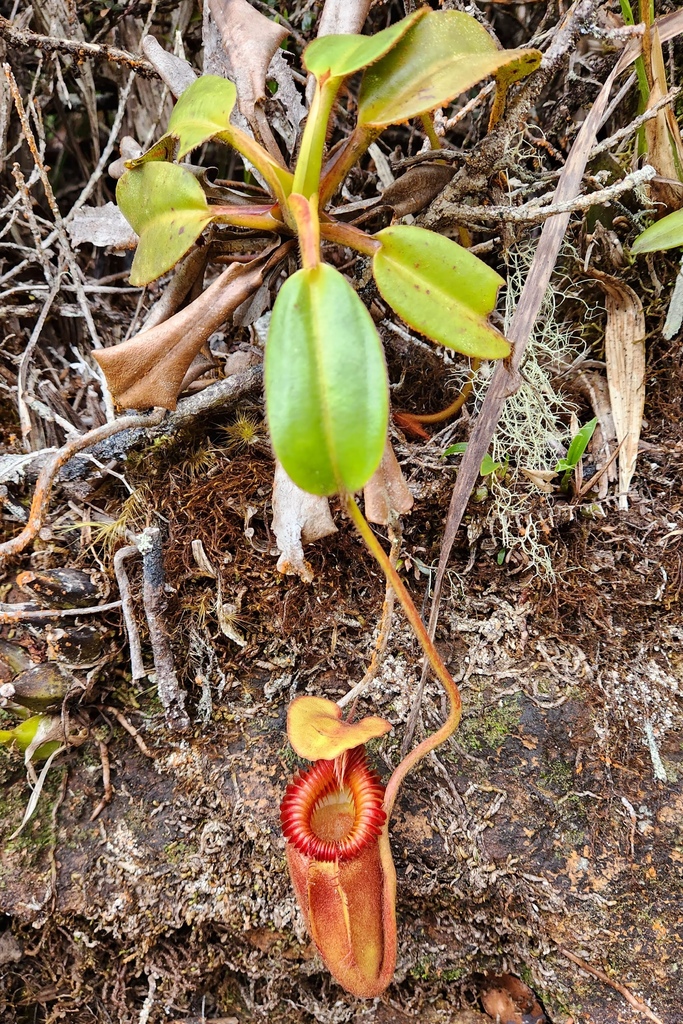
[398,360,480,428]
[0,601,123,624]
[344,495,461,818]
[0,16,159,77]
[559,947,664,1024]
[0,411,165,565]
[136,527,190,733]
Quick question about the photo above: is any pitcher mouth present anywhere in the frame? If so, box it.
[280,745,386,862]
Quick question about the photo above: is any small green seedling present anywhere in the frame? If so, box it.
[443,443,507,479]
[554,417,598,488]
[102,8,541,499]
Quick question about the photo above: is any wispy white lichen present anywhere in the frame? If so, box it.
[450,245,591,577]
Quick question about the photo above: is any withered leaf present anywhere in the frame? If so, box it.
[364,437,414,525]
[644,27,683,213]
[208,0,287,156]
[382,162,455,219]
[94,252,273,410]
[271,461,337,583]
[141,35,197,99]
[68,202,137,250]
[480,973,546,1024]
[587,269,646,510]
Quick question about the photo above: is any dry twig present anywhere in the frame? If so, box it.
[136,528,190,733]
[114,546,145,681]
[446,165,655,225]
[0,411,165,565]
[0,17,158,78]
[559,947,665,1024]
[0,600,123,624]
[89,740,113,822]
[103,705,155,759]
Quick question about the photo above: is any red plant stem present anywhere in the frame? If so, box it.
[288,193,321,270]
[344,496,462,818]
[212,204,288,233]
[320,219,380,256]
[403,359,480,426]
[319,124,380,208]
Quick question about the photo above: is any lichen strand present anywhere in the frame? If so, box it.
[280,746,386,861]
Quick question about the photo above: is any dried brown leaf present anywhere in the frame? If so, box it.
[382,162,455,219]
[644,27,683,211]
[364,438,414,525]
[587,269,646,510]
[567,365,617,499]
[93,254,271,410]
[141,35,197,98]
[481,973,545,1024]
[208,0,287,158]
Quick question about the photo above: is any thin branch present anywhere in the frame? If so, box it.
[17,276,62,450]
[103,705,155,759]
[114,545,146,681]
[0,17,159,78]
[89,741,113,822]
[136,527,190,733]
[0,600,123,624]
[446,165,655,225]
[590,86,681,157]
[4,63,115,419]
[0,411,165,565]
[559,947,665,1024]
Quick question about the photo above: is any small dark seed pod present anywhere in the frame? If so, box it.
[1,663,73,713]
[0,639,34,683]
[46,625,108,664]
[15,569,110,609]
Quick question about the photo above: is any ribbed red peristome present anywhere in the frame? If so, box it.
[280,745,386,862]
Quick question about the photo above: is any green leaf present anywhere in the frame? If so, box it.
[443,442,468,457]
[358,11,541,128]
[372,225,510,359]
[304,9,424,82]
[480,454,501,476]
[443,443,505,476]
[125,134,179,168]
[632,208,683,253]
[265,264,388,496]
[167,74,237,158]
[295,12,425,199]
[0,715,61,760]
[556,417,598,472]
[117,162,213,286]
